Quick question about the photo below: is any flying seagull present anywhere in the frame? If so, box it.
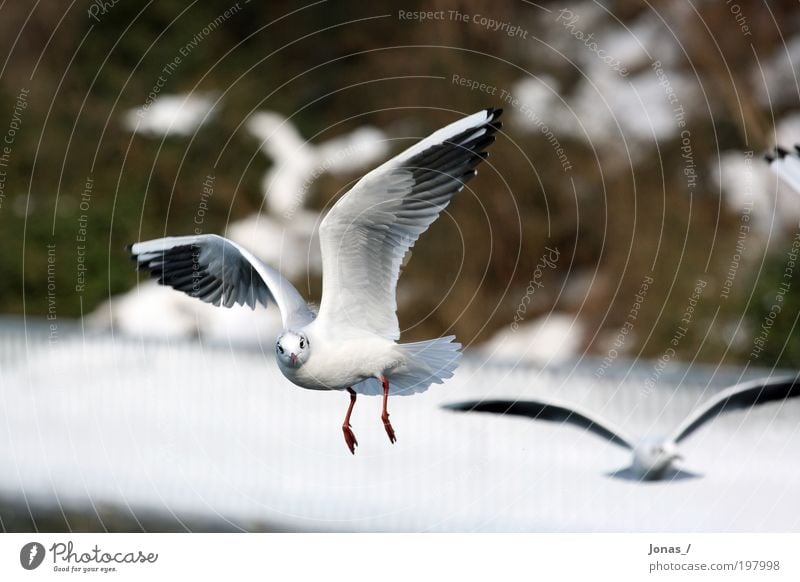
[129,108,502,453]
[444,375,800,481]
[246,111,389,217]
[765,144,800,194]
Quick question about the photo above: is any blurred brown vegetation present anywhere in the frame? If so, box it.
[1,0,799,366]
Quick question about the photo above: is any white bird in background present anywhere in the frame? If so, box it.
[123,93,217,137]
[766,144,800,194]
[245,111,390,217]
[444,375,800,481]
[129,108,503,453]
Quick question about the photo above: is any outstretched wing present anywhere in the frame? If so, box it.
[129,234,315,329]
[766,145,800,194]
[316,108,502,339]
[669,375,800,443]
[443,399,634,450]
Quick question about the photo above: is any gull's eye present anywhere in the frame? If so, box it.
[299,339,305,349]
[277,345,284,354]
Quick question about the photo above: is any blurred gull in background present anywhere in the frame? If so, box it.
[245,110,389,217]
[480,314,584,366]
[445,374,800,481]
[123,93,218,137]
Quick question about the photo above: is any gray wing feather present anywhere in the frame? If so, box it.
[129,234,314,329]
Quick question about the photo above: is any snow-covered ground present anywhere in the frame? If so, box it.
[1,321,798,532]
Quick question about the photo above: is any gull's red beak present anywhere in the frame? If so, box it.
[290,353,298,365]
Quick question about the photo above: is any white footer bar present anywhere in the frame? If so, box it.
[1,533,797,581]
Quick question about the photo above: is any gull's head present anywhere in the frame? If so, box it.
[276,330,310,368]
[632,439,683,480]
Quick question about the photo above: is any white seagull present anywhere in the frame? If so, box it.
[766,144,800,194]
[444,375,800,480]
[129,108,503,453]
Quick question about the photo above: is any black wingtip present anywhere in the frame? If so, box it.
[776,145,790,158]
[486,108,503,123]
[764,152,775,163]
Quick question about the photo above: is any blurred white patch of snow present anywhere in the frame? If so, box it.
[516,9,695,157]
[753,37,800,107]
[481,314,584,366]
[123,93,217,137]
[88,280,284,345]
[776,111,800,148]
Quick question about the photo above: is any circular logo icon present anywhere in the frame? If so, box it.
[20,542,45,570]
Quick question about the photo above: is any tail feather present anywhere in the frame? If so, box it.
[352,336,462,396]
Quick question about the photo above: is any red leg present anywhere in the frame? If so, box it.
[381,376,396,444]
[342,388,358,455]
